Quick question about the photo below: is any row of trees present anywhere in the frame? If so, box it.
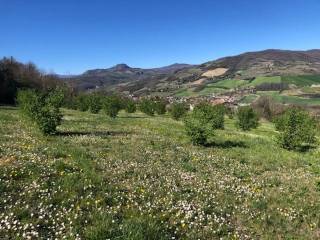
[69,93,189,120]
[185,102,317,151]
[17,88,317,151]
[184,103,259,145]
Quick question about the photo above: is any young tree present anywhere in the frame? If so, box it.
[211,104,225,129]
[236,106,259,131]
[276,108,317,151]
[139,98,155,116]
[184,102,224,145]
[103,95,122,118]
[154,99,167,115]
[123,98,137,113]
[17,89,64,135]
[169,102,188,120]
[88,94,102,114]
[76,94,89,112]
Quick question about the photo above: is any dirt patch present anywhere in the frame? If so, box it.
[189,78,206,86]
[0,156,16,166]
[202,68,228,78]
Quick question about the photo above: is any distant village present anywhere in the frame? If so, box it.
[130,86,257,110]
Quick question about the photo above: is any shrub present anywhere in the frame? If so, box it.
[139,98,155,116]
[154,99,167,115]
[211,104,225,129]
[103,95,122,118]
[35,105,63,135]
[124,98,137,113]
[184,102,224,145]
[17,89,63,135]
[88,94,102,114]
[76,94,89,112]
[16,89,39,117]
[236,106,259,131]
[276,108,317,150]
[169,102,188,120]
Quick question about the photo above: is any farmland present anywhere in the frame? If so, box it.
[174,75,320,107]
[1,107,320,239]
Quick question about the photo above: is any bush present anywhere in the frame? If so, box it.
[35,105,63,135]
[184,102,224,145]
[17,89,63,135]
[124,98,137,113]
[76,94,89,112]
[154,99,167,115]
[276,108,317,150]
[236,106,259,131]
[169,102,188,120]
[211,104,225,129]
[103,95,122,118]
[139,98,155,116]
[16,89,39,117]
[88,94,102,114]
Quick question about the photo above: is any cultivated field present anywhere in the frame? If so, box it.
[0,107,320,239]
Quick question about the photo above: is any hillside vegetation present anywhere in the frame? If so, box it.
[1,107,320,239]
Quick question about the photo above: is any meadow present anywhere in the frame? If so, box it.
[1,106,320,239]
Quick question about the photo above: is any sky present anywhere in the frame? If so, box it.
[1,0,320,74]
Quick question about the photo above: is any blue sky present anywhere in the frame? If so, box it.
[1,0,320,74]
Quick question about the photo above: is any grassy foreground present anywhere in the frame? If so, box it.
[1,107,320,239]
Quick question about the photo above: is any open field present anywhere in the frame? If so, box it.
[282,75,320,87]
[1,107,320,239]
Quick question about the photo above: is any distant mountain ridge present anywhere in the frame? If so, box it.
[83,63,193,75]
[67,49,320,95]
[70,63,194,91]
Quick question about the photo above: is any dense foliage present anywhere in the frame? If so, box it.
[123,98,137,113]
[139,98,156,116]
[275,108,317,150]
[211,104,225,129]
[88,94,103,114]
[17,89,64,135]
[0,57,61,104]
[154,99,167,115]
[184,103,225,145]
[75,94,90,112]
[236,106,259,131]
[169,102,188,120]
[103,95,122,118]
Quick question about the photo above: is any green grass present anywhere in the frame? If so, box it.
[175,79,246,97]
[282,75,320,87]
[208,79,247,89]
[175,88,197,97]
[258,91,320,106]
[246,76,282,87]
[1,107,320,239]
[240,94,259,104]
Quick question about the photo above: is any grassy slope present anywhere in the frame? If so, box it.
[282,75,320,87]
[1,107,320,239]
[247,76,281,87]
